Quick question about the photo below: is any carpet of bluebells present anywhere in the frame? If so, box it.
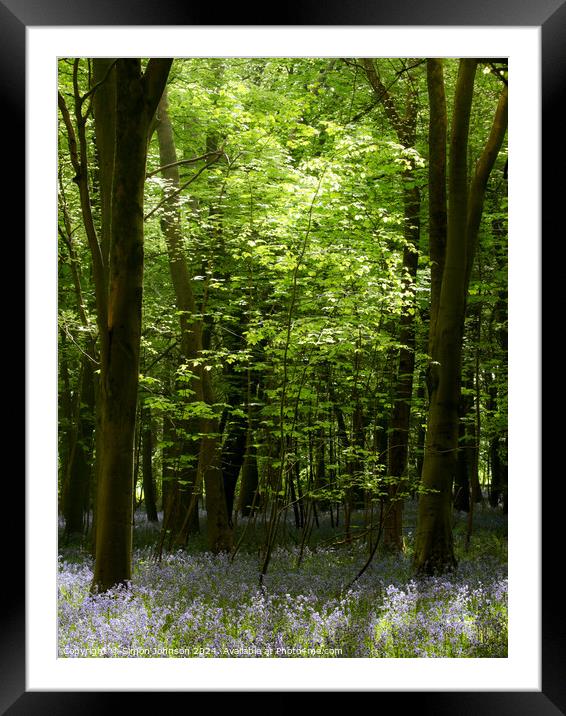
[58,505,507,658]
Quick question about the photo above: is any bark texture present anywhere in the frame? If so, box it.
[92,59,172,592]
[414,60,507,575]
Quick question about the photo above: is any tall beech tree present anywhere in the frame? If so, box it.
[414,59,508,575]
[93,59,172,591]
[59,58,172,591]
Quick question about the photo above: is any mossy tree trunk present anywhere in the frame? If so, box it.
[414,59,507,575]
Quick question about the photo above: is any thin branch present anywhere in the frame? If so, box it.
[144,153,223,222]
[59,322,99,366]
[465,84,508,284]
[58,90,108,336]
[488,62,508,86]
[146,150,224,178]
[348,100,380,124]
[58,224,89,328]
[360,58,403,136]
[346,506,386,589]
[144,339,180,372]
[79,59,118,106]
[341,58,366,71]
[395,59,427,76]
[57,92,81,177]
[141,58,174,118]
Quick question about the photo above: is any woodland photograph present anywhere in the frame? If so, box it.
[57,56,508,659]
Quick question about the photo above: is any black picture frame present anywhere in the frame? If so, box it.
[12,0,557,712]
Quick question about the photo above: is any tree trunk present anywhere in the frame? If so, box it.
[239,433,259,517]
[414,59,477,575]
[221,413,248,526]
[142,404,159,522]
[218,313,250,525]
[154,87,232,549]
[453,395,473,512]
[92,58,116,268]
[361,59,421,553]
[58,329,73,514]
[92,58,172,592]
[414,59,507,575]
[199,365,233,552]
[383,180,420,552]
[154,87,205,544]
[63,357,95,537]
[425,59,448,354]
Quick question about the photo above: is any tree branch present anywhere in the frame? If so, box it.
[144,152,223,222]
[360,58,403,138]
[142,58,174,119]
[79,59,118,107]
[58,90,108,336]
[465,85,508,284]
[146,150,224,178]
[488,62,508,86]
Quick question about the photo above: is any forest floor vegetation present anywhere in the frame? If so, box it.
[58,501,507,658]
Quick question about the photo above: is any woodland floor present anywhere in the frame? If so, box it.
[58,500,507,658]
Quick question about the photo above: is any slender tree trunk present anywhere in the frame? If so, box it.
[361,59,421,552]
[487,217,508,513]
[142,404,159,522]
[161,413,174,518]
[63,357,95,537]
[333,401,353,542]
[58,329,73,511]
[384,180,420,551]
[58,171,98,540]
[314,424,327,511]
[221,413,248,526]
[70,381,92,534]
[453,393,473,512]
[289,461,301,530]
[414,379,427,492]
[92,58,116,268]
[155,87,204,544]
[425,59,448,355]
[239,434,259,517]
[155,87,232,550]
[200,368,233,552]
[238,367,262,518]
[218,315,250,525]
[488,377,508,512]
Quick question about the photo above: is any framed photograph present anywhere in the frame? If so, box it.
[13,0,557,711]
